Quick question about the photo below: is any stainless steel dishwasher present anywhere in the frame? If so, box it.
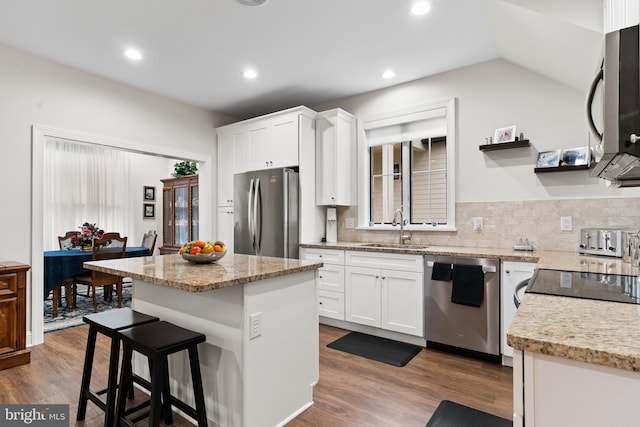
[424,255,500,362]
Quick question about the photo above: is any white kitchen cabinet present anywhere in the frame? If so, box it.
[216,206,234,253]
[299,248,345,320]
[345,251,424,337]
[247,114,299,171]
[315,109,357,206]
[217,133,234,207]
[501,261,535,365]
[513,349,640,427]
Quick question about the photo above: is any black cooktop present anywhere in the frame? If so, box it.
[526,268,640,304]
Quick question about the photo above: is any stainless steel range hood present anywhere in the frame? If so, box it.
[588,25,640,187]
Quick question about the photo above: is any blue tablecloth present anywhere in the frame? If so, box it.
[43,246,150,297]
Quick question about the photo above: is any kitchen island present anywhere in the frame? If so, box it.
[507,256,640,427]
[84,253,322,427]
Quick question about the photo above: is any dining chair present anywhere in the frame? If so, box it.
[58,231,80,250]
[122,230,157,289]
[52,231,81,313]
[141,229,157,254]
[73,233,128,313]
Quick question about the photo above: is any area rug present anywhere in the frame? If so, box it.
[44,286,132,333]
[327,331,422,367]
[425,400,512,427]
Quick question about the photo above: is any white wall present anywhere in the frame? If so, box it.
[0,42,234,264]
[0,43,235,343]
[312,58,640,202]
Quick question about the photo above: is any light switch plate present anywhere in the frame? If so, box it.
[560,216,572,231]
[472,217,483,231]
[249,312,262,339]
[345,217,355,229]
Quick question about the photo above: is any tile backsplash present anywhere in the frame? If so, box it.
[336,197,640,252]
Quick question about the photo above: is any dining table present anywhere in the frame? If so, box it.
[44,246,151,317]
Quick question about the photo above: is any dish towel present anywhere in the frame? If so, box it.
[451,264,485,307]
[431,262,453,281]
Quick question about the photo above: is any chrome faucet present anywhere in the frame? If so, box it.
[392,208,411,245]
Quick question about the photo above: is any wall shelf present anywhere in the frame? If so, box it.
[534,164,592,173]
[479,140,530,151]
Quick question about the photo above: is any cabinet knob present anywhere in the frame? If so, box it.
[319,275,323,279]
[265,161,269,166]
[270,161,273,166]
[382,276,386,280]
[375,275,379,279]
[506,270,510,274]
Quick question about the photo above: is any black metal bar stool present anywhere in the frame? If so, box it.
[115,320,208,427]
[77,307,159,427]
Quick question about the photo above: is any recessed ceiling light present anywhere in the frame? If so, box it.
[236,0,268,6]
[382,70,396,79]
[243,68,258,79]
[124,47,143,61]
[411,1,431,16]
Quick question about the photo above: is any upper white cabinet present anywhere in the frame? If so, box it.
[247,113,300,171]
[217,133,235,207]
[315,109,357,206]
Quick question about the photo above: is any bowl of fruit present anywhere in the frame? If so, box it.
[180,240,227,264]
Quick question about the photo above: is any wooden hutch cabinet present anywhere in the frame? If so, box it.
[159,174,199,254]
[0,261,30,371]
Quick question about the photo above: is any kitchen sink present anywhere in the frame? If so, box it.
[357,243,429,250]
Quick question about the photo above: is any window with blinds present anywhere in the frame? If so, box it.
[370,137,447,225]
[360,98,456,230]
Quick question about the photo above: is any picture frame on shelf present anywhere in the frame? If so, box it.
[143,185,156,201]
[537,149,561,168]
[494,125,517,143]
[560,147,590,166]
[143,203,155,219]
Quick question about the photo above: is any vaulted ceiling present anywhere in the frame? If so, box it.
[0,0,603,119]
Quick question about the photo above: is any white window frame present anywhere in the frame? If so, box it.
[356,98,456,231]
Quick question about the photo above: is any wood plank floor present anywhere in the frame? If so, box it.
[0,324,512,426]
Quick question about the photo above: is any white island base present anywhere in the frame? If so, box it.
[130,270,318,427]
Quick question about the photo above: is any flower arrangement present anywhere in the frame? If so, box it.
[71,222,104,248]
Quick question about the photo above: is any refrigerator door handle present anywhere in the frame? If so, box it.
[254,178,262,253]
[248,178,255,251]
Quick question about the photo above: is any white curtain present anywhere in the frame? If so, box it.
[43,137,132,250]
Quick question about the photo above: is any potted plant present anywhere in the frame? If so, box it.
[172,161,198,178]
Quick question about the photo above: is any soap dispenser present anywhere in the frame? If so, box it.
[326,207,337,243]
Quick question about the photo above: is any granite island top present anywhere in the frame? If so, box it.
[302,241,640,372]
[84,253,322,292]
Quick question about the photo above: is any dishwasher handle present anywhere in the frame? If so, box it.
[426,261,496,274]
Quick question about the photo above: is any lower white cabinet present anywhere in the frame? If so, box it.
[299,248,345,320]
[345,251,424,337]
[501,261,535,364]
[514,349,640,427]
[216,206,234,253]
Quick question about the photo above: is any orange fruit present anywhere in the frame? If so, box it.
[214,245,224,252]
[194,240,205,248]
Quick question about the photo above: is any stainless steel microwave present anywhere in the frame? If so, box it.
[588,24,640,186]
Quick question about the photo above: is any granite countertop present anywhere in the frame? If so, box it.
[303,241,640,372]
[84,253,322,292]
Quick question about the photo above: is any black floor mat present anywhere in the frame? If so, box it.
[326,331,422,367]
[425,400,512,427]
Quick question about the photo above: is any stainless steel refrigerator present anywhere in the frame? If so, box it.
[234,167,299,258]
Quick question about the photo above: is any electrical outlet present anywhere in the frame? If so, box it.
[345,217,355,229]
[472,217,483,231]
[560,216,572,231]
[249,312,262,339]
